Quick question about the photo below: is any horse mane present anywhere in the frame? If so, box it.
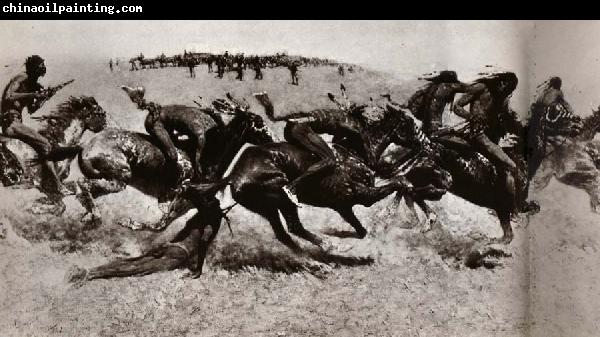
[38,96,98,146]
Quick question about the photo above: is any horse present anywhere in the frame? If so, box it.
[263,87,453,228]
[527,102,600,211]
[1,96,107,211]
[183,93,445,254]
[139,58,158,70]
[40,94,275,227]
[183,141,443,254]
[158,56,178,68]
[372,102,543,243]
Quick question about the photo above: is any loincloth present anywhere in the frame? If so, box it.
[0,109,22,130]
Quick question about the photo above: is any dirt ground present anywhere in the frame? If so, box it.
[0,60,590,336]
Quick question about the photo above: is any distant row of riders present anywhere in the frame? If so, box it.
[126,51,327,73]
[123,51,327,85]
[1,55,588,282]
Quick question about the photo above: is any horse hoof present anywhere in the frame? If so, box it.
[493,235,513,245]
[84,217,102,230]
[319,240,337,253]
[51,203,66,216]
[305,260,333,278]
[420,223,433,233]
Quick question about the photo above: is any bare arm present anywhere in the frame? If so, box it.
[453,83,485,119]
[4,77,42,102]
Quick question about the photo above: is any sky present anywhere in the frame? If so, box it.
[2,20,598,115]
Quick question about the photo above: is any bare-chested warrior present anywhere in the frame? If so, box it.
[406,70,468,135]
[452,72,520,212]
[1,55,70,196]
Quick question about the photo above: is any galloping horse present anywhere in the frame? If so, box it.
[184,93,444,254]
[374,102,540,243]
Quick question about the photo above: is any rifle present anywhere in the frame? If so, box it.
[30,79,75,112]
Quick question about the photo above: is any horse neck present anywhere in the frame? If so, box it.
[62,119,86,146]
[369,114,403,160]
[41,114,86,147]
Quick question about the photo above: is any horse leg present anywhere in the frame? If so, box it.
[279,202,326,249]
[188,216,222,279]
[532,159,554,192]
[353,179,402,208]
[336,207,368,239]
[401,195,422,229]
[76,177,127,227]
[583,179,600,214]
[260,208,302,254]
[415,198,438,232]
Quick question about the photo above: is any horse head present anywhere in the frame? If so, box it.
[526,101,583,179]
[380,104,426,152]
[75,96,108,133]
[38,96,107,145]
[215,93,276,146]
[528,101,583,148]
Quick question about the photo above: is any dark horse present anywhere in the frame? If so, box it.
[40,95,275,226]
[262,86,453,229]
[372,101,539,243]
[184,93,444,254]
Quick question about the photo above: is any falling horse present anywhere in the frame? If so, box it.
[40,93,275,226]
[1,96,108,212]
